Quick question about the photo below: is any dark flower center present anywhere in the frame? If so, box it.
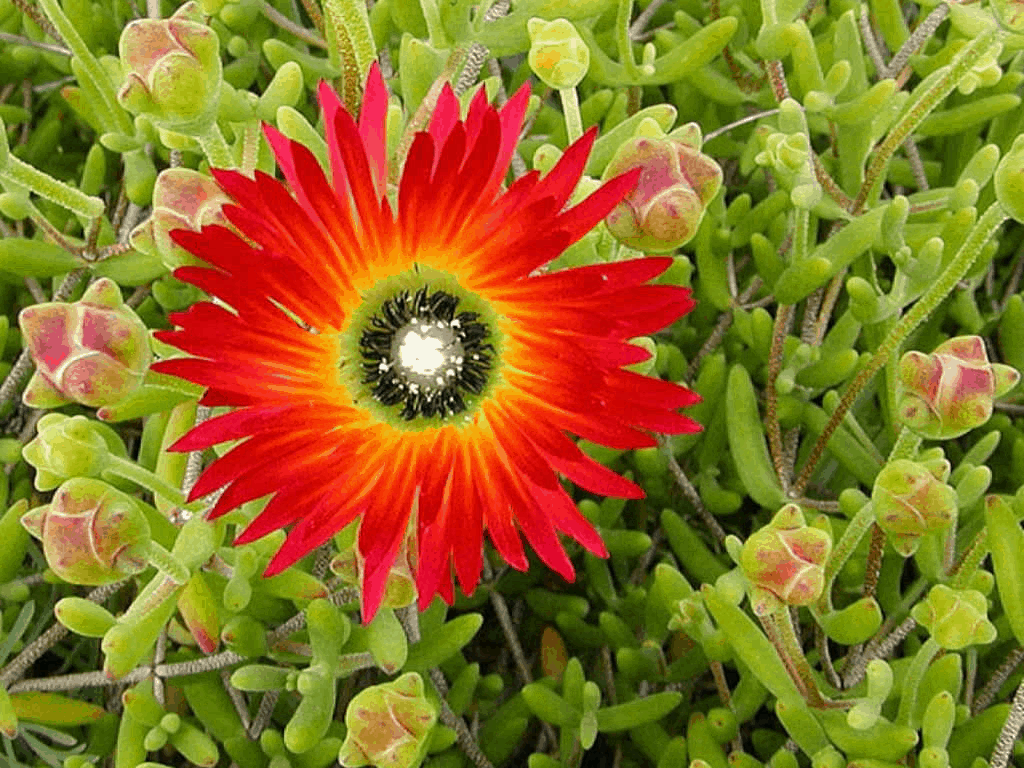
[359,286,494,420]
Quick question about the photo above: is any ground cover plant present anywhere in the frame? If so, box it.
[1,0,1024,766]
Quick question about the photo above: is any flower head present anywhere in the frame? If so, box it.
[117,2,222,134]
[603,122,723,253]
[130,168,232,271]
[21,477,152,585]
[896,335,1019,440]
[872,457,957,556]
[19,278,152,410]
[740,504,832,615]
[154,64,700,620]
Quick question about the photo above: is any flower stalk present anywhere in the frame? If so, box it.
[0,119,105,220]
[792,200,1009,495]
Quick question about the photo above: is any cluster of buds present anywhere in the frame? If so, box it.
[740,504,832,615]
[872,457,957,556]
[602,121,723,253]
[895,335,1019,440]
[116,2,222,135]
[131,168,231,271]
[19,278,152,410]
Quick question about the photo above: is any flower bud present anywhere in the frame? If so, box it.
[19,278,152,410]
[117,2,222,134]
[23,414,113,491]
[996,134,1024,222]
[911,584,997,650]
[527,18,590,90]
[872,458,957,557]
[20,478,151,585]
[740,504,832,615]
[603,122,723,253]
[896,335,1019,440]
[338,672,437,768]
[331,523,417,610]
[130,168,231,271]
[992,0,1024,31]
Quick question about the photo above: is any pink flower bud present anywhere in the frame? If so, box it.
[20,478,151,585]
[116,2,222,134]
[872,458,957,557]
[603,126,722,253]
[740,504,832,614]
[131,168,231,271]
[896,335,1020,440]
[19,278,152,409]
[339,673,437,768]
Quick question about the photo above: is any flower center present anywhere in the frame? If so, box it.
[359,286,495,421]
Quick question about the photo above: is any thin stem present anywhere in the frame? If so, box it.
[320,0,376,114]
[771,607,828,708]
[703,109,780,143]
[887,425,921,461]
[430,668,495,768]
[35,0,132,135]
[843,616,917,688]
[818,501,875,613]
[852,27,997,214]
[559,87,584,145]
[105,454,190,508]
[791,201,1008,495]
[861,524,886,601]
[974,647,1024,714]
[658,435,726,545]
[260,2,327,47]
[0,32,69,55]
[881,3,950,81]
[418,0,447,48]
[897,637,941,727]
[990,677,1024,768]
[616,0,641,78]
[196,123,235,170]
[0,582,125,687]
[766,304,794,492]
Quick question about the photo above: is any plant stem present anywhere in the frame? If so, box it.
[321,0,377,114]
[0,121,104,219]
[852,27,998,214]
[766,303,794,491]
[144,541,190,586]
[791,201,1009,495]
[196,123,235,170]
[35,0,133,135]
[887,425,921,461]
[818,500,875,613]
[616,0,641,79]
[104,454,190,508]
[771,607,828,708]
[897,637,941,728]
[418,0,447,49]
[559,86,584,145]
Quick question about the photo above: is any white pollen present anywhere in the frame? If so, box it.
[397,329,448,377]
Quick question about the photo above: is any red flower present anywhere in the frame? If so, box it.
[154,64,700,620]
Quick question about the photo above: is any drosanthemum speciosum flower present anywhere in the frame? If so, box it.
[154,63,700,620]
